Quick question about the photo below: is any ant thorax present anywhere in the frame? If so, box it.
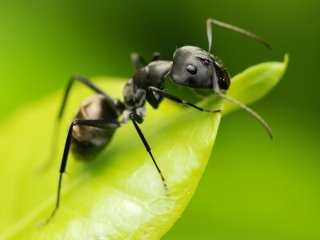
[122,78,147,123]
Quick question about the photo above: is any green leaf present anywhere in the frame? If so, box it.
[0,56,288,240]
[224,54,289,114]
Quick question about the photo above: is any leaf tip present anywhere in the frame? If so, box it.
[277,53,289,81]
[283,53,289,70]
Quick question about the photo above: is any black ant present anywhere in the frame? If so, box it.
[46,18,272,223]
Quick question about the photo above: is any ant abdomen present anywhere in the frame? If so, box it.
[71,95,119,158]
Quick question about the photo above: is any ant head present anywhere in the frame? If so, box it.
[214,60,230,91]
[170,46,230,91]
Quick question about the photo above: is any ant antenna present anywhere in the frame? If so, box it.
[206,18,271,53]
[215,91,273,139]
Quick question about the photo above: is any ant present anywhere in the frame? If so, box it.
[46,18,272,223]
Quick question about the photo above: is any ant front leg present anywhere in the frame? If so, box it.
[147,86,221,113]
[45,119,119,224]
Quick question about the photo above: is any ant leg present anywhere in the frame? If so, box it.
[130,52,147,70]
[58,75,116,120]
[148,86,221,113]
[129,113,168,191]
[45,119,119,224]
[40,75,116,171]
[131,52,161,69]
[206,18,271,52]
[152,52,161,61]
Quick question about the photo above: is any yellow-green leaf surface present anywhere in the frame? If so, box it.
[0,56,288,240]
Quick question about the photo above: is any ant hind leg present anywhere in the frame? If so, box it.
[45,119,119,224]
[39,75,116,172]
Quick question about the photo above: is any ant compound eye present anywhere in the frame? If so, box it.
[186,64,197,75]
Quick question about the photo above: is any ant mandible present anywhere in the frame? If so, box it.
[46,18,272,223]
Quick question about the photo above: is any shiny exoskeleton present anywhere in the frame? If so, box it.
[46,18,272,223]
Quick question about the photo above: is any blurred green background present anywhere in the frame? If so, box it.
[0,0,319,239]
